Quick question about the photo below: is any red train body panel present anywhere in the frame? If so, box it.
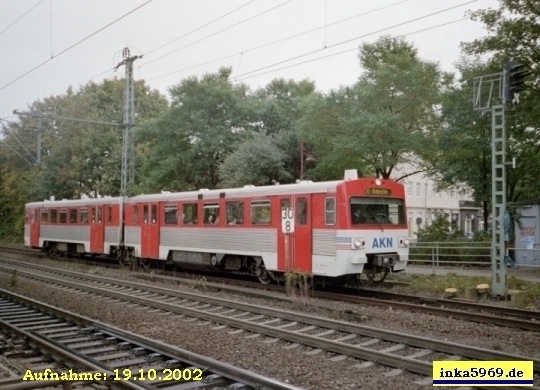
[24,171,410,283]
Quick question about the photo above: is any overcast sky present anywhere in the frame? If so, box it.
[0,0,498,123]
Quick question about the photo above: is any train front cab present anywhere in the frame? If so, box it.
[334,176,409,284]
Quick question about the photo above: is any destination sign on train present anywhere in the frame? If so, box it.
[365,188,391,196]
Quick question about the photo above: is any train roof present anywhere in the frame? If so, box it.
[25,171,404,207]
[125,179,344,203]
[26,196,124,208]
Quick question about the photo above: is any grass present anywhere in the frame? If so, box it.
[388,272,540,307]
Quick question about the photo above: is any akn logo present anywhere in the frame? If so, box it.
[372,237,392,248]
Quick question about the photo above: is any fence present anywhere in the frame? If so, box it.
[408,242,540,269]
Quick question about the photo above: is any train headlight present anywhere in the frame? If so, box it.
[398,237,410,248]
[352,238,365,249]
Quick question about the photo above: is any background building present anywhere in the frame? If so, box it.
[392,169,480,238]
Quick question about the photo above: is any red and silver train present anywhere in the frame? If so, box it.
[24,170,409,284]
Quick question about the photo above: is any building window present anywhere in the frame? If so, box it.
[416,182,421,197]
[407,181,412,196]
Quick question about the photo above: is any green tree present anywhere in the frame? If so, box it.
[0,78,167,238]
[462,0,540,200]
[0,78,168,207]
[299,36,451,181]
[249,78,317,180]
[218,132,293,187]
[432,59,493,227]
[136,67,251,192]
[297,90,369,181]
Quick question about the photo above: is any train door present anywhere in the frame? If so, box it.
[277,195,312,273]
[90,205,104,253]
[29,208,40,247]
[140,203,159,259]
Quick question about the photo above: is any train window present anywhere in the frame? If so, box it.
[69,209,77,223]
[143,205,149,223]
[97,207,103,223]
[226,201,243,225]
[164,205,178,224]
[91,208,96,223]
[41,210,49,223]
[350,197,405,225]
[107,206,113,224]
[204,204,219,225]
[151,205,157,224]
[325,197,336,225]
[50,209,57,223]
[296,198,307,225]
[80,208,88,224]
[251,200,271,225]
[59,209,67,223]
[34,209,39,222]
[183,203,198,225]
[133,205,138,224]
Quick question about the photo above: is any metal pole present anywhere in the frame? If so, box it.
[491,104,507,297]
[300,141,304,180]
[115,48,142,197]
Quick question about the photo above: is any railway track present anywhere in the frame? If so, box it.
[135,269,540,332]
[1,248,539,331]
[0,289,303,390]
[0,258,539,386]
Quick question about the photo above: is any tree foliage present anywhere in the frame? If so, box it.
[136,67,251,192]
[219,132,292,187]
[299,36,451,181]
[462,0,540,148]
[248,78,317,180]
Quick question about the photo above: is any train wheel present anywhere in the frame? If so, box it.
[363,266,389,284]
[357,271,375,286]
[255,265,272,284]
[140,259,151,269]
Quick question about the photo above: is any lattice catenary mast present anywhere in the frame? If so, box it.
[115,48,142,197]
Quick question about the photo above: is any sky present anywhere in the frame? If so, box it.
[0,0,499,123]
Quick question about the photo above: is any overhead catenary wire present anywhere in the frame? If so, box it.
[147,0,415,82]
[0,119,38,163]
[235,17,470,83]
[5,0,273,114]
[146,2,474,84]
[0,0,45,38]
[5,0,481,120]
[144,0,257,57]
[0,0,153,93]
[233,0,478,81]
[140,0,293,69]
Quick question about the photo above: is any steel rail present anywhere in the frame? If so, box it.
[0,289,303,390]
[2,263,538,376]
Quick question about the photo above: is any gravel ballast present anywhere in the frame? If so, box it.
[1,257,539,389]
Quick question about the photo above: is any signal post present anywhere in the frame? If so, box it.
[473,61,530,298]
